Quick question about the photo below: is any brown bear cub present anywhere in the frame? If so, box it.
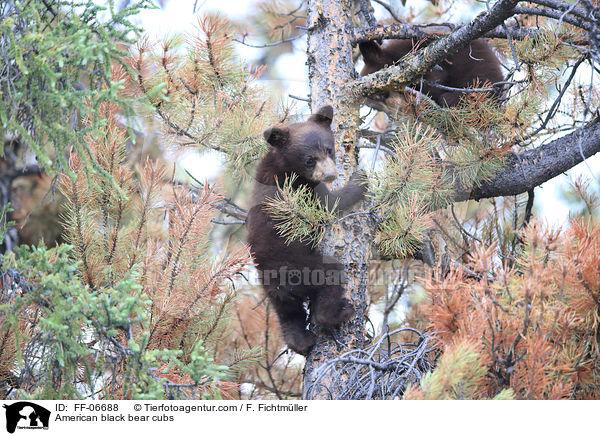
[246,106,367,355]
[359,38,504,107]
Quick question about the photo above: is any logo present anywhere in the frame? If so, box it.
[3,402,50,433]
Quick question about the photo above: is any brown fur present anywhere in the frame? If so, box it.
[359,38,504,107]
[246,106,366,355]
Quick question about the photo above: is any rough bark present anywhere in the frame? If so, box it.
[353,23,547,44]
[302,0,374,399]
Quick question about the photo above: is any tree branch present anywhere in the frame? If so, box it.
[454,117,600,201]
[528,0,592,22]
[513,6,591,31]
[361,118,600,204]
[184,169,248,221]
[371,0,403,23]
[353,23,548,44]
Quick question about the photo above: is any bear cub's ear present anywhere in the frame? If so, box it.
[359,41,384,65]
[263,125,290,148]
[308,105,333,128]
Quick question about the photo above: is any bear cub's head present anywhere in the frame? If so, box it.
[359,40,415,77]
[263,105,337,184]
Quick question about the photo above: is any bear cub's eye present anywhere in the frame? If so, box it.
[305,156,316,167]
[327,148,334,157]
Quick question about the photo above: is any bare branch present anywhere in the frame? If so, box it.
[211,218,246,225]
[289,94,310,102]
[353,23,449,44]
[513,6,591,31]
[353,23,560,45]
[527,0,591,22]
[304,328,433,400]
[521,56,587,142]
[371,0,403,23]
[185,169,248,221]
[234,32,305,48]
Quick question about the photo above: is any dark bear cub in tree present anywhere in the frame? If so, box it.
[247,106,366,355]
[359,38,504,107]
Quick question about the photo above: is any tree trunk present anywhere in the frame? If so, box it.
[302,0,374,399]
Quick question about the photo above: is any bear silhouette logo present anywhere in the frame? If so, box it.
[3,402,50,433]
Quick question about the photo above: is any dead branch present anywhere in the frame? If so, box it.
[185,169,248,222]
[304,327,433,400]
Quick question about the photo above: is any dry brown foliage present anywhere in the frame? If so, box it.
[415,218,600,399]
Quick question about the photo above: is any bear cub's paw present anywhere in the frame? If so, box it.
[351,170,369,190]
[316,298,354,329]
[285,329,317,356]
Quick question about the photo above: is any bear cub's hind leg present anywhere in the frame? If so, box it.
[270,292,316,355]
[314,282,354,330]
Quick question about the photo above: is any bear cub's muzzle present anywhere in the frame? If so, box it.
[312,157,337,183]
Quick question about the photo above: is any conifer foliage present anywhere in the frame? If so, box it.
[0,0,152,176]
[0,5,264,399]
[407,217,600,399]
[1,98,257,399]
[127,14,284,177]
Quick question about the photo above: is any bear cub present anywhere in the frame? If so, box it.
[359,38,504,107]
[247,105,367,355]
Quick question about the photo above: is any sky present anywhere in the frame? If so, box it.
[134,0,600,229]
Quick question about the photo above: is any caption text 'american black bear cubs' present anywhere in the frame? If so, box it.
[246,105,367,355]
[359,38,504,107]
